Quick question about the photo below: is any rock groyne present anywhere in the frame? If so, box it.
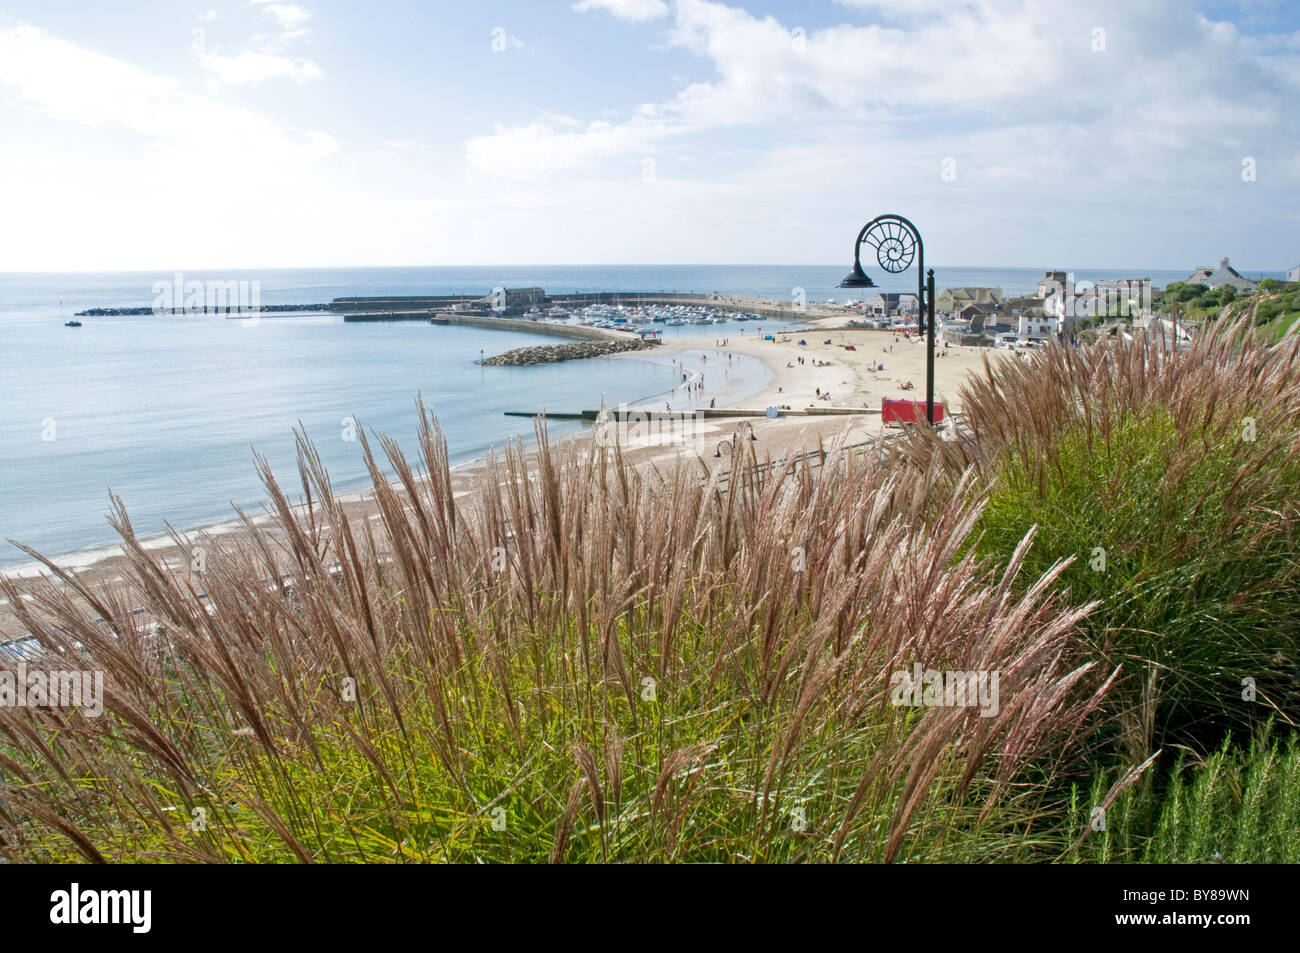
[479,337,660,366]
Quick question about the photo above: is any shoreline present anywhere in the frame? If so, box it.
[0,315,1011,638]
[0,332,773,584]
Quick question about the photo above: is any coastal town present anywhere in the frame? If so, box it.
[5,0,1300,898]
[323,253,1287,366]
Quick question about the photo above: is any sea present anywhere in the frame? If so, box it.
[0,264,1282,569]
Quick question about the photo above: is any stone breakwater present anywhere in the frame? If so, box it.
[76,303,329,316]
[479,337,660,366]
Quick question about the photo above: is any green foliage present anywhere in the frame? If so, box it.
[1072,731,1300,863]
[1166,280,1300,334]
[974,404,1300,754]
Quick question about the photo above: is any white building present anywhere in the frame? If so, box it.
[1018,313,1060,340]
[863,292,920,316]
[1288,263,1299,283]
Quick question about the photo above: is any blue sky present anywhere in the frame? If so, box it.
[1,0,1298,270]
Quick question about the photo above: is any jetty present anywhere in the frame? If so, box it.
[504,407,879,421]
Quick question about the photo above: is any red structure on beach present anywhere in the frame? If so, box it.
[882,397,946,425]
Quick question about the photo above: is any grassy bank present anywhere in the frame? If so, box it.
[2,320,1298,863]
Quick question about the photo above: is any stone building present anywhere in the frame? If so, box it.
[1185,258,1257,293]
[936,287,1004,313]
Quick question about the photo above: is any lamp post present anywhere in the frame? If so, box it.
[839,214,937,425]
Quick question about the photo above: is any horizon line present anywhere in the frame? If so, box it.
[1,263,1290,276]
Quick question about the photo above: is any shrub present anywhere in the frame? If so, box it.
[1071,729,1300,863]
[0,406,1108,863]
[891,322,1300,759]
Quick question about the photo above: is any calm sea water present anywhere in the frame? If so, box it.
[0,265,1281,567]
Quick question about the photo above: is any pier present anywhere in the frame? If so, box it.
[504,407,880,420]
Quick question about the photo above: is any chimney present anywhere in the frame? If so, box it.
[1221,257,1229,268]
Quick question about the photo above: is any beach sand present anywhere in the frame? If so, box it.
[0,322,1013,641]
[643,322,1005,413]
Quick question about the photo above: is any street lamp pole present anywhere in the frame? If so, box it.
[839,213,937,425]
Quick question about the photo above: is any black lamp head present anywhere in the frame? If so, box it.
[840,263,875,288]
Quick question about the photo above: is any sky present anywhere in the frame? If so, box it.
[0,0,1298,271]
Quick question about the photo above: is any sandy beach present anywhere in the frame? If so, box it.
[642,321,1004,414]
[0,320,1012,640]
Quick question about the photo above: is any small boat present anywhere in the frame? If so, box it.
[64,320,82,327]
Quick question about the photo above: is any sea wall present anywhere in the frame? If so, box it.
[437,313,638,342]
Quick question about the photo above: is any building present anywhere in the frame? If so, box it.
[1185,258,1257,294]
[1088,277,1152,317]
[1288,263,1299,283]
[1036,271,1072,298]
[863,292,919,316]
[936,287,1004,313]
[477,287,547,315]
[1018,313,1060,340]
[955,303,997,331]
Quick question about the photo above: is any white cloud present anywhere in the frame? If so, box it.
[0,22,352,267]
[196,1,319,85]
[467,117,670,180]
[472,0,1300,190]
[197,49,321,84]
[256,3,312,42]
[0,24,332,154]
[572,0,670,23]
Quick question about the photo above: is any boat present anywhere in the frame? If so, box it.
[64,320,82,327]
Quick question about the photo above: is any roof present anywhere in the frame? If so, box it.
[941,287,1005,304]
[1186,258,1256,292]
